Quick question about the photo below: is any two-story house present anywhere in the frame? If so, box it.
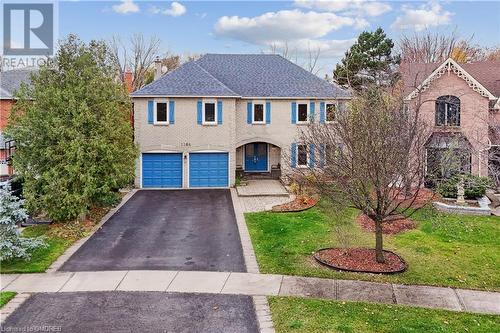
[402,58,500,182]
[0,68,36,177]
[131,54,350,188]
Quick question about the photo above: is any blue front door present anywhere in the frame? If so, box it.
[245,143,268,172]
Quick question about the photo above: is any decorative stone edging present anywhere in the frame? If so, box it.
[432,196,491,216]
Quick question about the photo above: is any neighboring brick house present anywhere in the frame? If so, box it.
[131,54,350,188]
[402,58,500,182]
[0,68,36,177]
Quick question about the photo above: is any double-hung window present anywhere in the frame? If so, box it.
[203,100,217,125]
[297,144,308,167]
[435,95,460,126]
[297,103,309,123]
[155,100,168,124]
[253,102,265,124]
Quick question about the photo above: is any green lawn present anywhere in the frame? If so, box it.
[245,202,500,290]
[0,292,17,308]
[269,297,500,333]
[0,225,73,273]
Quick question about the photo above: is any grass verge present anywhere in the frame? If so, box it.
[0,292,17,308]
[269,297,500,333]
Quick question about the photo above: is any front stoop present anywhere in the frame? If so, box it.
[236,180,289,197]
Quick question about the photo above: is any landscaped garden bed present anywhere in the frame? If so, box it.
[356,214,416,234]
[245,202,500,290]
[314,248,406,274]
[272,196,318,212]
[269,297,500,333]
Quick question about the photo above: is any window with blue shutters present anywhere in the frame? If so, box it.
[151,99,170,125]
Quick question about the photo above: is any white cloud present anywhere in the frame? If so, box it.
[391,2,453,31]
[214,10,365,45]
[294,0,391,17]
[163,2,186,17]
[112,0,139,14]
[271,38,356,57]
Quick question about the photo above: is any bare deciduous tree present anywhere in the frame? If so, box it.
[109,33,161,91]
[294,86,430,263]
[399,30,485,64]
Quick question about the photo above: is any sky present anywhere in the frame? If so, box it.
[5,1,500,76]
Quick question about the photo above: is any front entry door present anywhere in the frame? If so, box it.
[245,143,268,172]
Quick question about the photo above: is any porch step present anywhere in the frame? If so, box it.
[243,173,275,180]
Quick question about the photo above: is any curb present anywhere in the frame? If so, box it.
[0,293,31,324]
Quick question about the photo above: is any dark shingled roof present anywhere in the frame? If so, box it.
[402,60,500,97]
[0,68,36,99]
[132,54,349,98]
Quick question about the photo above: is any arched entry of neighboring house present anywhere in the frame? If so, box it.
[236,141,282,179]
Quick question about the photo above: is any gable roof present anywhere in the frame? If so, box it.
[0,68,36,99]
[132,54,349,98]
[402,58,500,101]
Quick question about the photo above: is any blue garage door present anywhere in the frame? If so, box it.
[142,153,183,188]
[189,153,229,187]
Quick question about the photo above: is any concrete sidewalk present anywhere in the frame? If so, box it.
[2,270,499,315]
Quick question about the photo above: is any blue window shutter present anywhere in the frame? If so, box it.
[265,101,271,124]
[310,101,315,122]
[147,100,154,124]
[247,102,253,124]
[197,100,202,125]
[291,143,297,168]
[309,144,315,168]
[319,144,325,168]
[169,100,175,124]
[291,102,297,124]
[217,100,223,125]
[320,102,325,123]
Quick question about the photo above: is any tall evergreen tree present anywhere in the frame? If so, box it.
[334,28,399,90]
[6,35,138,221]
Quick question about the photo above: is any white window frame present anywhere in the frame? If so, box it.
[296,143,309,168]
[202,99,217,125]
[296,101,309,124]
[154,99,169,125]
[252,101,266,124]
[325,102,337,123]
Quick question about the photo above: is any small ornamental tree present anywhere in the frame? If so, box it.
[297,86,430,263]
[6,35,138,221]
[0,185,46,261]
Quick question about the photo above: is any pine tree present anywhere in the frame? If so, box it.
[333,27,399,90]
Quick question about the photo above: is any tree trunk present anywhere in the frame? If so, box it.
[375,218,385,263]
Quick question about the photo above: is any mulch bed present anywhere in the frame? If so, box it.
[272,196,318,212]
[314,247,407,274]
[356,214,416,234]
[395,188,438,208]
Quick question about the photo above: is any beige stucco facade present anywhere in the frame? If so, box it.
[133,97,346,188]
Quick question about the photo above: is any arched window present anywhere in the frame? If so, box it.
[435,95,460,126]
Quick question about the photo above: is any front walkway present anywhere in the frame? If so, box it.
[236,180,292,212]
[2,270,499,315]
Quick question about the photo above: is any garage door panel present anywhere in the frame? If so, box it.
[142,153,183,188]
[189,153,228,187]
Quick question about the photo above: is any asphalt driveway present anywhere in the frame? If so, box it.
[60,190,246,272]
[2,292,259,333]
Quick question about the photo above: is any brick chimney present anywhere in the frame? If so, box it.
[123,71,133,93]
[154,56,162,80]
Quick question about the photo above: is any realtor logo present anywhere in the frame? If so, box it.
[3,3,54,55]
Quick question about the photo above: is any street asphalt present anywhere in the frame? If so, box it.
[60,189,246,272]
[2,292,260,333]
